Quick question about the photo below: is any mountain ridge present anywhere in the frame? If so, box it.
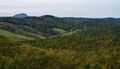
[0,14,120,40]
[13,13,28,18]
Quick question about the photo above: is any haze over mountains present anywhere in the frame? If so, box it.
[1,13,119,19]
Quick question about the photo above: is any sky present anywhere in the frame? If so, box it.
[0,0,120,17]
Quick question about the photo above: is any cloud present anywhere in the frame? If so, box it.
[0,0,120,17]
[0,0,12,2]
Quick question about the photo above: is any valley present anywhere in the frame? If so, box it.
[0,14,120,69]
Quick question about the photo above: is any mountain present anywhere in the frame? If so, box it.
[0,15,76,36]
[13,13,28,18]
[0,15,120,40]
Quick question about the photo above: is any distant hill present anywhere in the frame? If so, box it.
[63,17,91,22]
[0,15,120,40]
[13,13,28,18]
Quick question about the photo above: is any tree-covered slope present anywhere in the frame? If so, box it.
[0,15,75,36]
[0,22,45,39]
[0,16,120,37]
[0,32,120,69]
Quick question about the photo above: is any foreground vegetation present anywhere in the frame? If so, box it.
[0,33,120,69]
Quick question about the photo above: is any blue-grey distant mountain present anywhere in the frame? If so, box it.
[13,13,28,18]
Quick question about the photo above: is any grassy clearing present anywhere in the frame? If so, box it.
[0,22,4,24]
[52,28,67,34]
[0,29,33,40]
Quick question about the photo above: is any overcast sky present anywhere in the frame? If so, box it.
[0,0,120,17]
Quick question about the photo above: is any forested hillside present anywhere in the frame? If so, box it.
[0,16,120,37]
[0,15,120,69]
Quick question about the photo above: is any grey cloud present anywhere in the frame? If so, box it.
[0,0,120,17]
